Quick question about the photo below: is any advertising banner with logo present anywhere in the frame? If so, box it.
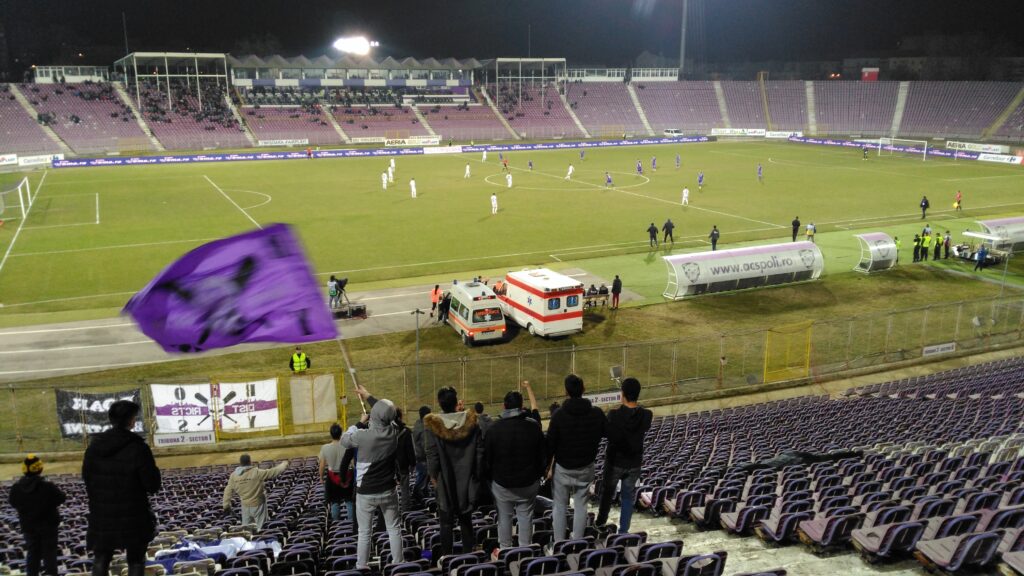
[977,153,1023,165]
[945,141,1009,154]
[257,139,309,147]
[711,128,767,137]
[151,384,215,446]
[663,241,823,299]
[385,136,442,147]
[216,379,279,432]
[0,153,17,166]
[19,154,64,167]
[55,389,144,438]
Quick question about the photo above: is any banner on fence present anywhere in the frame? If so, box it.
[0,153,17,166]
[216,379,280,432]
[424,145,464,155]
[151,384,215,439]
[19,153,64,167]
[765,131,803,139]
[945,141,1009,154]
[977,153,1023,165]
[289,374,338,426]
[257,139,309,147]
[584,391,622,406]
[350,137,386,144]
[922,342,956,357]
[711,128,766,137]
[386,136,441,147]
[55,388,144,438]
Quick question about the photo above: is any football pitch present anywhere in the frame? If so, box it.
[1,140,1023,324]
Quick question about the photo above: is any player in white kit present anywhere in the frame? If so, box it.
[482,150,488,162]
[464,163,471,178]
[388,165,394,183]
[390,157,396,171]
[506,173,513,188]
[381,171,388,190]
[681,187,689,205]
[491,193,498,215]
[410,178,417,198]
[565,164,575,180]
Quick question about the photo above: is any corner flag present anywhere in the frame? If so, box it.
[124,223,337,353]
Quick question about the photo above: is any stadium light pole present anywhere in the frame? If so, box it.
[678,0,688,79]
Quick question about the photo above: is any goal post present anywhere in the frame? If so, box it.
[878,137,928,161]
[0,177,31,220]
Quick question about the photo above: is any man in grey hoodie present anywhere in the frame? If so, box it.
[424,386,483,559]
[222,455,288,531]
[342,384,407,569]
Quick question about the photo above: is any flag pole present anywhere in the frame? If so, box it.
[336,337,367,414]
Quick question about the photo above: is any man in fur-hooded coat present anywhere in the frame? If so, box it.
[423,386,484,557]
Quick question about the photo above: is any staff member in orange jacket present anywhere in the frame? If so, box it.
[429,284,443,318]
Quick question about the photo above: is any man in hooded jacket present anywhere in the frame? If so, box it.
[9,454,65,576]
[546,374,606,541]
[82,400,161,576]
[424,386,483,559]
[595,378,652,533]
[342,384,408,569]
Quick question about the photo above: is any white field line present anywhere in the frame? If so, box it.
[10,237,220,258]
[95,192,100,224]
[204,175,262,229]
[0,170,47,277]
[944,174,1024,182]
[0,292,137,309]
[0,339,152,355]
[0,359,166,377]
[22,221,98,230]
[0,321,135,335]
[470,156,784,229]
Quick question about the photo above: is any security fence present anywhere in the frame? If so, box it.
[4,295,1023,455]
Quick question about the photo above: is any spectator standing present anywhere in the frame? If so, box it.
[290,346,310,373]
[395,408,417,512]
[709,226,720,250]
[944,231,952,259]
[920,195,930,219]
[424,386,483,559]
[319,424,346,521]
[412,406,432,503]
[912,234,921,262]
[9,454,65,576]
[975,245,988,271]
[474,402,494,436]
[921,233,931,261]
[483,383,546,552]
[596,378,653,533]
[546,374,607,541]
[222,455,288,530]
[342,385,407,569]
[83,400,161,576]
[791,217,801,242]
[934,232,942,260]
[611,275,623,309]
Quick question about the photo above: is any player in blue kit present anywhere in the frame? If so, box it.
[757,163,763,183]
[636,160,643,176]
[605,172,613,187]
[698,171,704,191]
[651,156,657,171]
[675,153,681,169]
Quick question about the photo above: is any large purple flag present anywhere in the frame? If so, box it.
[124,223,337,353]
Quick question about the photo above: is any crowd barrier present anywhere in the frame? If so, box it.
[4,294,1024,455]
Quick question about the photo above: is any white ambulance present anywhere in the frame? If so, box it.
[446,281,506,345]
[497,268,584,337]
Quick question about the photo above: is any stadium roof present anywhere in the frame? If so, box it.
[226,54,488,70]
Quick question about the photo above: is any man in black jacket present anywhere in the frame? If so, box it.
[596,378,652,533]
[83,400,161,576]
[395,408,418,513]
[424,386,483,559]
[482,383,545,550]
[9,454,65,576]
[546,374,607,541]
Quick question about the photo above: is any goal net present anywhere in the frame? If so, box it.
[878,137,928,161]
[0,177,32,220]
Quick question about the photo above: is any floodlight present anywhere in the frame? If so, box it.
[333,36,374,56]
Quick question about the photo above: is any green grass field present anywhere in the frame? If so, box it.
[1,140,1023,324]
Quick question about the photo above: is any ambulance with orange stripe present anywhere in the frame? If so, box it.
[446,281,507,345]
[498,268,585,337]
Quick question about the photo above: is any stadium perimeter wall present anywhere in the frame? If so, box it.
[32,134,1021,170]
[4,294,1024,459]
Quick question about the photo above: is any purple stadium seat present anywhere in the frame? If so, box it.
[851,521,926,562]
[914,530,1002,572]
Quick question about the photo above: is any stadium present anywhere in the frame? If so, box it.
[1,1,1024,574]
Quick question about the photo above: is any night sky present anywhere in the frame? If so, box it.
[3,0,1022,71]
